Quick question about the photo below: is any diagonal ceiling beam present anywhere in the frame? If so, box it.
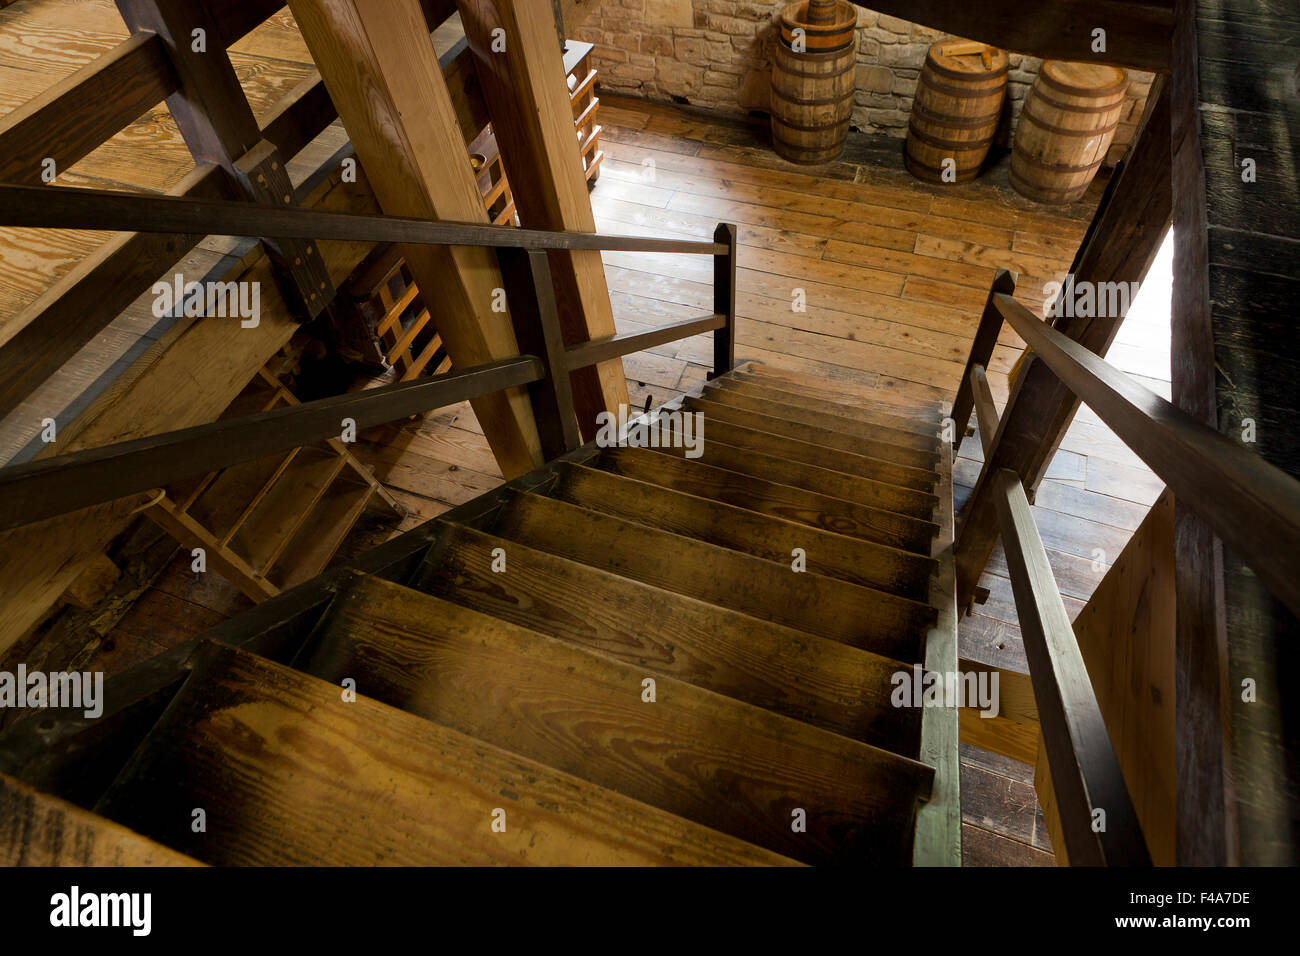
[849,1,1173,73]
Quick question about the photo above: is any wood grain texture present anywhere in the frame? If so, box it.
[304,574,932,865]
[1059,490,1176,865]
[287,0,543,478]
[485,489,935,662]
[415,521,924,753]
[0,770,200,866]
[595,445,938,553]
[550,460,935,598]
[97,640,797,866]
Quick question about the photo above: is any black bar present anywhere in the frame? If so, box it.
[0,182,726,255]
[711,222,737,377]
[563,314,725,370]
[499,247,581,459]
[0,356,544,531]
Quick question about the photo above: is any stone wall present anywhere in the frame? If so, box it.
[573,0,1154,165]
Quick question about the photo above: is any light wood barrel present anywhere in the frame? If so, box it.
[1011,60,1128,203]
[905,40,1008,184]
[778,0,857,52]
[770,39,857,165]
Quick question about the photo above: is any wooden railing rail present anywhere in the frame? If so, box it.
[0,183,726,256]
[969,363,1151,866]
[0,357,543,533]
[993,291,1300,622]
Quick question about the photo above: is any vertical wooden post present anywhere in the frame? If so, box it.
[711,222,738,378]
[950,269,1016,449]
[288,0,543,479]
[456,0,629,440]
[497,247,580,460]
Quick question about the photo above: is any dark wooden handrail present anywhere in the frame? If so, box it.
[0,182,725,256]
[565,314,725,370]
[0,356,543,532]
[994,291,1300,622]
[971,363,1150,865]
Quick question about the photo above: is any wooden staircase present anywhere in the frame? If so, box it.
[0,362,961,867]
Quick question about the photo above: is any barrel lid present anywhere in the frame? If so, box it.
[1039,60,1129,95]
[927,39,1009,75]
[779,0,857,31]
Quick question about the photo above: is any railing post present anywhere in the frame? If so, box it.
[710,222,737,378]
[950,269,1016,449]
[496,247,581,460]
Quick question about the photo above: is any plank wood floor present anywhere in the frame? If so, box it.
[0,2,1173,865]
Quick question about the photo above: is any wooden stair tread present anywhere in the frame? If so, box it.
[228,447,346,572]
[702,378,941,444]
[415,524,924,753]
[94,641,795,866]
[734,363,944,418]
[272,472,377,590]
[551,460,936,599]
[712,374,944,433]
[480,489,935,661]
[682,396,941,478]
[596,445,938,553]
[302,575,933,865]
[0,771,201,867]
[643,433,938,520]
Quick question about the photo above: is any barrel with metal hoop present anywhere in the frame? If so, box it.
[904,39,1008,184]
[770,0,858,164]
[1010,60,1129,203]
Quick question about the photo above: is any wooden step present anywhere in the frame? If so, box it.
[734,363,944,419]
[479,489,935,661]
[0,771,200,866]
[596,446,938,553]
[415,524,923,753]
[228,447,346,573]
[549,460,935,599]
[643,432,938,520]
[95,641,795,866]
[682,396,941,477]
[301,575,933,865]
[703,377,941,441]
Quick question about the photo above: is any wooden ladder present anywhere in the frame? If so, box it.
[0,362,961,866]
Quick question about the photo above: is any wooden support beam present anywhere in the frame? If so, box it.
[712,222,737,377]
[847,0,1173,73]
[457,0,629,441]
[497,248,580,460]
[287,0,552,478]
[115,0,331,318]
[0,33,178,184]
[953,84,1173,610]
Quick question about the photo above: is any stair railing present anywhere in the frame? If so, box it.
[0,182,737,532]
[952,276,1300,865]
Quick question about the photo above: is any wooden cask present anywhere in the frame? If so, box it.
[905,40,1008,184]
[777,0,857,52]
[770,2,857,165]
[1011,60,1129,203]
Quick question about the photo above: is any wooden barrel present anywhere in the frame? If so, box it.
[904,40,1008,184]
[1011,60,1128,203]
[778,0,857,52]
[770,40,857,164]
